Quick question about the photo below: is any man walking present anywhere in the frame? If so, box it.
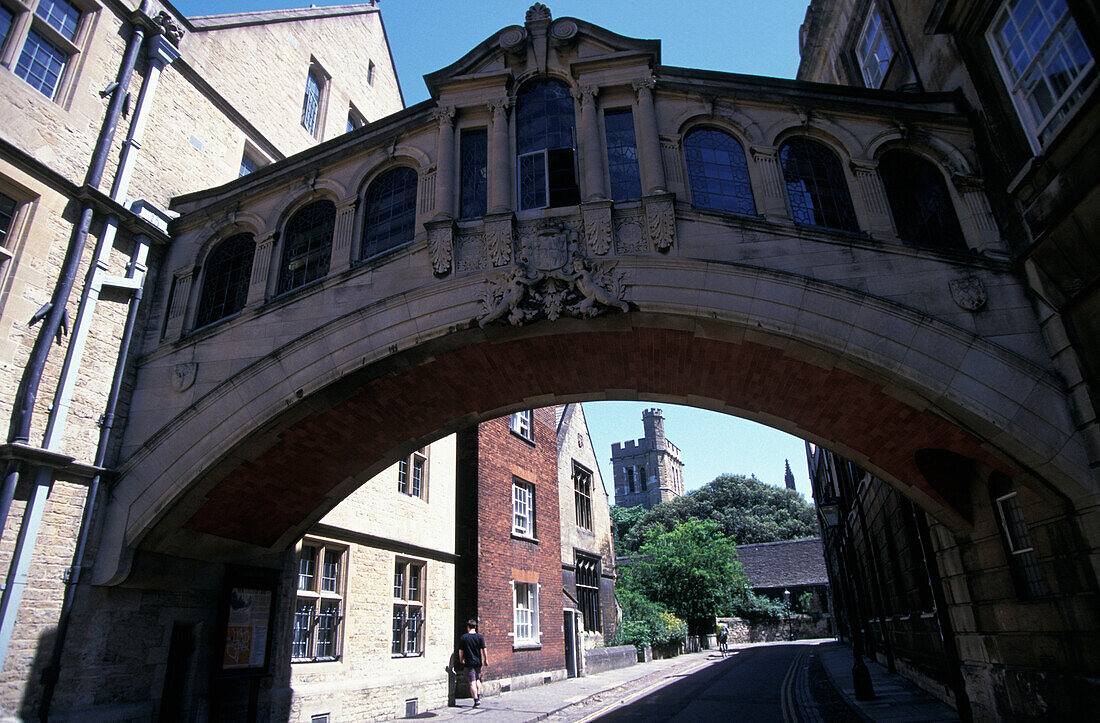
[458,618,487,707]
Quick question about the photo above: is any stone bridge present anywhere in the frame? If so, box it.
[96,10,1094,583]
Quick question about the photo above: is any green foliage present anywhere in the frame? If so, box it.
[622,519,749,632]
[611,588,689,650]
[611,473,816,555]
[728,589,788,624]
[797,590,815,613]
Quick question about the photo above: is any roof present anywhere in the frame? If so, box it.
[736,537,828,589]
[187,4,379,31]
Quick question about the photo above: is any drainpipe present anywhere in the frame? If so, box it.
[36,29,180,720]
[0,3,151,675]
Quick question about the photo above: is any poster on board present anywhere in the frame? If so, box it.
[220,582,275,675]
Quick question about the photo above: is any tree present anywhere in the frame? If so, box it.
[610,504,648,555]
[623,519,749,633]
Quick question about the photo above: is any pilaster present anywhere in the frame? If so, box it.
[330,197,359,274]
[488,97,513,214]
[632,77,667,196]
[247,232,276,307]
[163,266,194,339]
[851,159,896,238]
[432,105,457,220]
[573,84,607,202]
[953,175,1002,253]
[750,145,788,219]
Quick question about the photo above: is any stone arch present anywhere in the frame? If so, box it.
[866,129,975,179]
[351,146,430,199]
[95,257,1093,585]
[194,213,265,262]
[273,185,343,234]
[766,115,865,159]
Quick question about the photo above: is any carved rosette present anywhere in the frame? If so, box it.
[643,194,677,252]
[478,221,629,327]
[582,202,613,255]
[425,220,454,276]
[949,276,987,311]
[484,215,515,267]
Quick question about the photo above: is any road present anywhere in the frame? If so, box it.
[575,643,858,722]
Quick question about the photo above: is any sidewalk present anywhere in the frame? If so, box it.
[814,642,961,722]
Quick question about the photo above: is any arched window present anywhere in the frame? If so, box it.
[683,127,755,215]
[195,233,254,328]
[779,138,858,232]
[362,167,418,261]
[516,78,579,210]
[277,200,335,295]
[878,151,965,250]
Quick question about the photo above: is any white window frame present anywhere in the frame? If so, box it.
[512,581,540,647]
[512,477,535,539]
[392,558,426,657]
[1,0,96,104]
[856,6,894,88]
[987,0,1097,151]
[510,410,533,441]
[293,540,346,663]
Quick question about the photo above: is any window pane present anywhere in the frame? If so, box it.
[857,10,894,88]
[392,605,405,655]
[411,457,424,498]
[513,482,531,535]
[1,6,14,48]
[321,549,340,593]
[239,154,259,178]
[516,79,578,209]
[574,465,592,530]
[780,138,859,232]
[518,151,547,211]
[683,128,755,215]
[362,167,417,260]
[302,69,321,134]
[460,129,488,219]
[514,584,532,641]
[408,564,421,602]
[195,233,254,328]
[397,459,409,494]
[277,200,335,295]
[16,30,67,99]
[293,600,314,659]
[315,600,339,659]
[0,192,17,247]
[394,562,404,598]
[36,0,80,41]
[878,151,965,250]
[298,546,317,591]
[604,109,642,202]
[406,607,422,654]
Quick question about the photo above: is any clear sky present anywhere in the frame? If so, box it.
[169,0,817,501]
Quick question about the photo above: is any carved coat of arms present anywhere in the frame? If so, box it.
[949,276,987,311]
[479,221,628,327]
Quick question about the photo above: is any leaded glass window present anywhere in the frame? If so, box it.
[293,541,345,662]
[516,79,579,210]
[277,200,335,295]
[878,151,965,250]
[573,463,593,531]
[0,192,17,247]
[460,129,488,219]
[1,5,15,47]
[604,109,641,202]
[16,30,66,99]
[195,233,254,328]
[856,8,893,88]
[362,167,417,261]
[988,0,1095,148]
[779,138,858,232]
[575,553,601,633]
[302,68,322,136]
[683,128,755,215]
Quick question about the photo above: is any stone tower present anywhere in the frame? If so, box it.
[611,408,685,509]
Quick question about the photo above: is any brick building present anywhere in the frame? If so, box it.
[611,408,684,509]
[0,2,401,718]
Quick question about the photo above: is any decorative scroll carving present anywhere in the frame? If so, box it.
[500,25,528,55]
[484,215,515,266]
[425,220,454,276]
[550,18,578,44]
[582,202,613,255]
[950,276,987,311]
[644,194,677,252]
[479,221,628,327]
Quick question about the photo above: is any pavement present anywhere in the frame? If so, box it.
[420,639,960,722]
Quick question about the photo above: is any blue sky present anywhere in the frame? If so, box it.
[170,0,816,500]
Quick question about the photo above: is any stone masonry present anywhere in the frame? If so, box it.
[611,408,684,509]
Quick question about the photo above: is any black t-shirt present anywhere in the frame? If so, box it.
[458,631,485,668]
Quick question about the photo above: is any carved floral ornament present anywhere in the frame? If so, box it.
[478,221,628,327]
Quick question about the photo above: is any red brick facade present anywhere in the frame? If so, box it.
[456,410,566,681]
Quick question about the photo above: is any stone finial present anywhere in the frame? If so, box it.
[526,3,552,22]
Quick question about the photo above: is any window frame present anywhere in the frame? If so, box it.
[512,580,541,647]
[573,462,593,531]
[392,558,426,657]
[397,447,428,500]
[276,198,336,297]
[459,127,488,219]
[515,78,580,211]
[510,410,534,442]
[986,0,1097,152]
[301,59,330,139]
[682,126,757,216]
[779,137,860,233]
[293,540,346,663]
[0,183,31,312]
[360,165,419,262]
[994,490,1047,600]
[512,477,536,540]
[346,103,365,134]
[3,0,93,104]
[575,552,601,633]
[855,5,894,89]
[193,232,255,330]
[603,107,642,202]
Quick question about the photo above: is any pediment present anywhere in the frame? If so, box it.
[424,4,660,98]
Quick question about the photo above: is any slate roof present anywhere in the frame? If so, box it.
[736,537,828,589]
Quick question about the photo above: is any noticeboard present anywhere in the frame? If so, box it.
[217,569,277,678]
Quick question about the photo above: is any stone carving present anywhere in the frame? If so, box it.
[551,18,579,43]
[456,233,489,272]
[645,196,676,251]
[153,11,185,46]
[583,205,612,255]
[950,276,987,311]
[172,363,197,392]
[484,216,514,266]
[479,222,628,327]
[500,25,528,55]
[526,3,552,22]
[431,105,455,127]
[426,222,453,276]
[615,215,648,254]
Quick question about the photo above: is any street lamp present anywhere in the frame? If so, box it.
[783,588,792,641]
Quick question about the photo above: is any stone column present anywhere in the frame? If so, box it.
[163,266,194,340]
[432,105,457,220]
[750,145,788,219]
[247,232,277,307]
[572,84,607,202]
[487,97,512,213]
[850,159,896,237]
[632,77,667,195]
[330,196,359,274]
[953,175,1001,253]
